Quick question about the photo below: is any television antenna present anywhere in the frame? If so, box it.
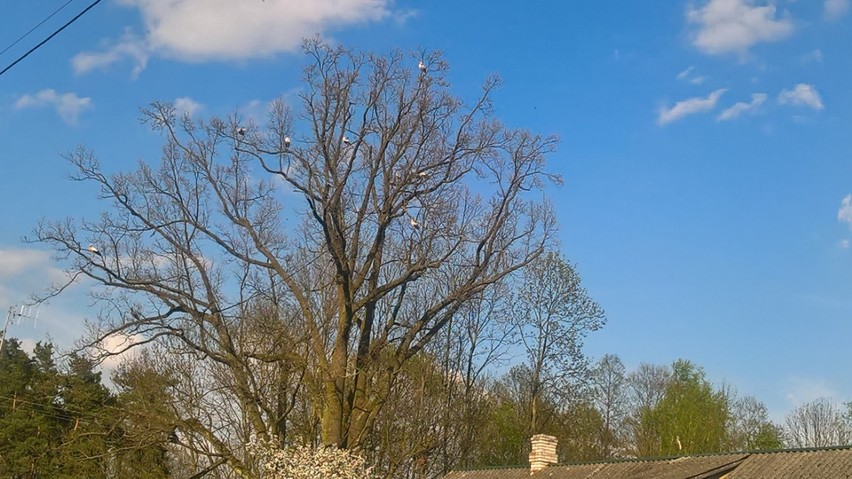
[0,304,39,355]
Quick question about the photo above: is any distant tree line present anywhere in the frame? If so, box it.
[4,329,852,478]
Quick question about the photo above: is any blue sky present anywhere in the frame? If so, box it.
[1,0,851,420]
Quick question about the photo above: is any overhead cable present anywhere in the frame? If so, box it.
[0,0,104,78]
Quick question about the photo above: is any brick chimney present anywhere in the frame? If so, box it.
[529,434,558,474]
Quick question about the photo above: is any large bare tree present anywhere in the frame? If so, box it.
[784,398,852,448]
[33,39,560,474]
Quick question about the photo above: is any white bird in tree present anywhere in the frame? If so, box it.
[418,60,427,74]
[284,136,291,149]
[405,207,422,229]
[417,170,429,179]
[343,136,351,145]
[86,245,101,256]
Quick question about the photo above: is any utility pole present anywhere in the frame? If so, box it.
[0,305,39,355]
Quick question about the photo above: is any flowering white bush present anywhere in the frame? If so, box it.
[247,440,376,479]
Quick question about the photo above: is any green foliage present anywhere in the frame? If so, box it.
[726,395,784,451]
[646,360,729,456]
[750,423,785,450]
[479,399,527,466]
[0,339,62,477]
[557,400,606,462]
[0,339,170,478]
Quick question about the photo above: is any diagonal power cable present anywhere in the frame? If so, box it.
[0,0,104,78]
[0,0,76,58]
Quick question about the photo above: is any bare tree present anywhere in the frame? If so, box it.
[590,354,629,457]
[784,398,852,448]
[625,362,671,457]
[510,251,605,435]
[726,395,783,451]
[32,39,560,474]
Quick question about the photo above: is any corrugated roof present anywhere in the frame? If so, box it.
[444,447,852,479]
[533,454,748,479]
[444,467,529,479]
[726,447,852,478]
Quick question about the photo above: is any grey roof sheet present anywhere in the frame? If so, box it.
[726,447,852,479]
[533,454,748,479]
[444,467,529,479]
[445,447,852,479]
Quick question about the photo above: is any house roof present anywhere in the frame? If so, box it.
[444,446,852,479]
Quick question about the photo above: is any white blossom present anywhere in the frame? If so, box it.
[247,439,376,479]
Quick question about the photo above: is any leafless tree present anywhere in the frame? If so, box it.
[784,397,852,448]
[726,395,783,451]
[590,354,630,457]
[510,251,605,434]
[624,362,671,457]
[32,39,560,474]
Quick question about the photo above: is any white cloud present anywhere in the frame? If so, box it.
[676,66,706,85]
[174,97,203,117]
[803,49,823,64]
[93,332,143,369]
[717,93,767,121]
[688,0,794,56]
[18,338,37,354]
[78,0,395,75]
[825,0,850,20]
[14,89,93,125]
[391,8,419,26]
[657,88,727,125]
[785,377,841,407]
[0,246,83,350]
[840,239,850,249]
[72,30,148,78]
[778,83,824,110]
[838,194,852,227]
[0,248,52,278]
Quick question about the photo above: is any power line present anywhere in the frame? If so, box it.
[0,0,104,79]
[0,0,76,58]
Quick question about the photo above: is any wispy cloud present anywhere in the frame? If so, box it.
[174,97,203,117]
[784,377,841,407]
[77,0,398,75]
[838,194,852,227]
[14,89,93,125]
[657,89,727,125]
[391,8,419,26]
[72,29,148,78]
[824,0,850,20]
[688,0,794,56]
[778,83,824,111]
[0,248,52,279]
[802,49,823,65]
[676,66,706,85]
[0,247,71,325]
[717,93,767,121]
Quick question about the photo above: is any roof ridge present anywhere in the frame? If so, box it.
[546,445,852,467]
[550,452,748,467]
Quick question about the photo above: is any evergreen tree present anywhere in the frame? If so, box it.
[0,339,170,478]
